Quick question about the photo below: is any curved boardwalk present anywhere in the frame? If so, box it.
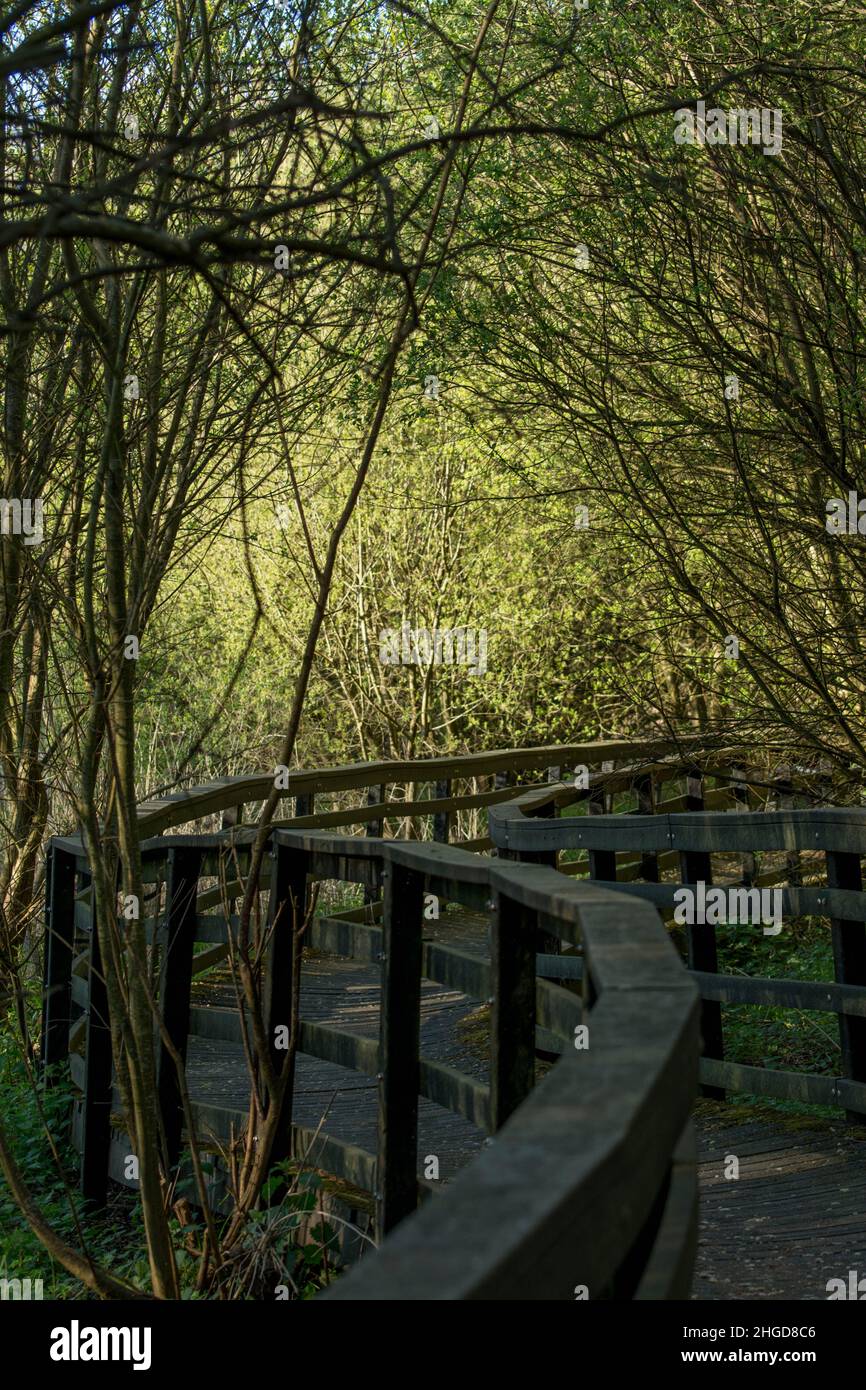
[188,902,866,1300]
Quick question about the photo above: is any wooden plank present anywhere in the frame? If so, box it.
[377,861,424,1236]
[489,805,866,856]
[133,737,714,837]
[692,970,866,1015]
[364,779,386,905]
[698,1057,860,1109]
[634,1122,698,1301]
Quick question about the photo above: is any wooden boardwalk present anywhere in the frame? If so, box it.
[693,1106,866,1301]
[187,903,866,1300]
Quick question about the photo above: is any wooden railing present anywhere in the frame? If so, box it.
[42,745,845,1295]
[488,774,866,1121]
[39,737,839,1298]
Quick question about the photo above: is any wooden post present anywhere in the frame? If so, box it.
[157,847,203,1168]
[732,765,755,886]
[81,869,112,1205]
[433,777,451,844]
[294,791,314,818]
[588,780,616,883]
[679,810,724,1101]
[490,890,536,1131]
[635,773,659,883]
[377,859,423,1237]
[364,779,387,906]
[264,841,308,1164]
[776,764,802,887]
[826,849,866,1124]
[220,805,244,928]
[41,845,77,1072]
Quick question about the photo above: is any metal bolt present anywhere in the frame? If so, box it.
[376,1072,384,1081]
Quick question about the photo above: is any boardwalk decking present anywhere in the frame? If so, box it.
[693,1106,866,1300]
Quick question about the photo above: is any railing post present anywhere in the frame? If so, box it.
[492,771,513,858]
[377,858,423,1237]
[157,847,203,1169]
[41,845,77,1072]
[588,778,616,882]
[775,763,803,887]
[732,765,755,886]
[81,868,112,1205]
[433,777,451,843]
[264,840,308,1164]
[365,780,386,906]
[826,849,866,1124]
[294,791,314,818]
[635,773,659,883]
[490,889,536,1131]
[679,828,725,1101]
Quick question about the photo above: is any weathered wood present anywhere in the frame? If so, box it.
[41,846,77,1071]
[826,849,866,1123]
[326,986,699,1301]
[490,890,536,1131]
[678,829,724,1102]
[587,780,617,884]
[133,737,715,837]
[377,861,424,1236]
[692,970,866,1015]
[433,777,451,843]
[157,847,203,1167]
[263,842,307,1164]
[776,764,803,887]
[634,772,659,883]
[364,779,386,904]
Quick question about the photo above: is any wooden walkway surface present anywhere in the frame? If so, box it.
[188,904,866,1301]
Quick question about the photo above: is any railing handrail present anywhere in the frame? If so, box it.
[130,736,719,836]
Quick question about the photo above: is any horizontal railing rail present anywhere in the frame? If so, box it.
[489,787,866,1120]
